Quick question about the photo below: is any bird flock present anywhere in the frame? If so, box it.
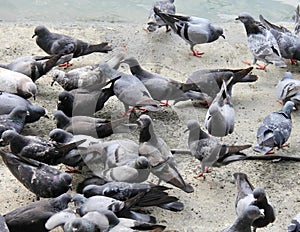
[0,0,300,231]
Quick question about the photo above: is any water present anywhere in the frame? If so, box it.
[0,0,298,23]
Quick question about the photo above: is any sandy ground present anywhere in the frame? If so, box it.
[0,20,300,232]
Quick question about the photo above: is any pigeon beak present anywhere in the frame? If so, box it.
[44,114,50,119]
[136,118,142,127]
[32,33,37,38]
[183,128,189,133]
[33,95,36,100]
[221,34,225,39]
[51,80,55,86]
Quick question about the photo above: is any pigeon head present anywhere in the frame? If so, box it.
[236,12,255,24]
[135,156,150,169]
[253,187,266,202]
[1,130,19,143]
[72,194,87,207]
[185,119,200,132]
[244,205,265,222]
[282,101,294,115]
[281,72,293,81]
[21,82,37,100]
[49,128,74,143]
[60,173,72,187]
[137,114,153,128]
[50,193,72,210]
[52,70,66,86]
[32,25,49,38]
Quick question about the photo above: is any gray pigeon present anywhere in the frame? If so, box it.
[233,172,276,231]
[0,214,9,232]
[138,114,194,193]
[0,150,72,199]
[4,193,71,232]
[0,54,72,82]
[253,101,294,154]
[0,106,28,141]
[82,140,151,183]
[82,182,184,211]
[53,110,137,139]
[45,209,110,232]
[113,72,161,112]
[236,12,286,70]
[0,91,47,123]
[122,57,211,105]
[57,81,116,117]
[288,213,300,232]
[154,7,225,56]
[259,14,300,64]
[275,72,300,108]
[185,120,251,178]
[0,67,37,99]
[186,67,258,105]
[220,205,264,232]
[1,130,85,165]
[204,78,235,137]
[147,0,176,32]
[51,53,124,91]
[32,25,112,66]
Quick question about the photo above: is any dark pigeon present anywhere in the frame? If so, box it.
[147,0,176,32]
[32,25,112,59]
[57,80,116,117]
[82,182,184,211]
[253,101,294,154]
[138,114,194,193]
[236,12,286,70]
[0,150,72,199]
[0,91,47,123]
[53,110,137,139]
[0,106,28,142]
[259,14,300,64]
[185,120,250,179]
[4,193,71,232]
[1,130,85,165]
[220,205,264,232]
[233,172,276,231]
[77,176,108,193]
[0,54,72,82]
[154,7,224,56]
[122,57,211,105]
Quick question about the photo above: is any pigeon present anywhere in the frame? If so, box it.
[146,0,176,32]
[253,100,294,154]
[51,53,124,91]
[77,176,108,193]
[45,209,110,232]
[259,14,300,64]
[275,72,300,107]
[288,213,300,232]
[1,130,85,165]
[233,172,276,231]
[153,7,225,56]
[185,67,258,104]
[113,72,161,112]
[0,106,28,141]
[0,214,9,232]
[4,193,71,232]
[138,114,194,193]
[236,12,286,70]
[83,140,151,183]
[0,54,72,82]
[57,84,115,117]
[32,25,112,66]
[0,150,72,199]
[204,78,235,137]
[0,91,47,123]
[295,5,300,35]
[82,182,184,211]
[220,205,264,232]
[0,67,37,99]
[121,57,211,105]
[53,110,137,139]
[185,120,251,178]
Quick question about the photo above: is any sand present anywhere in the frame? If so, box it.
[0,20,299,231]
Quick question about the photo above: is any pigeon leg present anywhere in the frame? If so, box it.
[58,61,72,68]
[165,25,171,32]
[290,59,298,65]
[256,63,267,71]
[160,101,170,106]
[65,166,81,174]
[194,166,210,180]
[277,99,283,105]
[192,50,205,57]
[242,61,252,66]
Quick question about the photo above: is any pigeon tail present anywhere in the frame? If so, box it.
[85,42,112,55]
[158,201,184,212]
[226,144,252,154]
[153,7,177,32]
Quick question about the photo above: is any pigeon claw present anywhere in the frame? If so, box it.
[160,101,170,107]
[242,61,252,66]
[256,64,267,71]
[194,172,206,180]
[65,166,81,174]
[192,50,204,57]
[290,59,298,65]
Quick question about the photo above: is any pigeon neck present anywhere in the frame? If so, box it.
[10,134,29,154]
[188,127,208,144]
[244,22,261,35]
[232,216,253,231]
[139,123,158,144]
[129,64,144,76]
